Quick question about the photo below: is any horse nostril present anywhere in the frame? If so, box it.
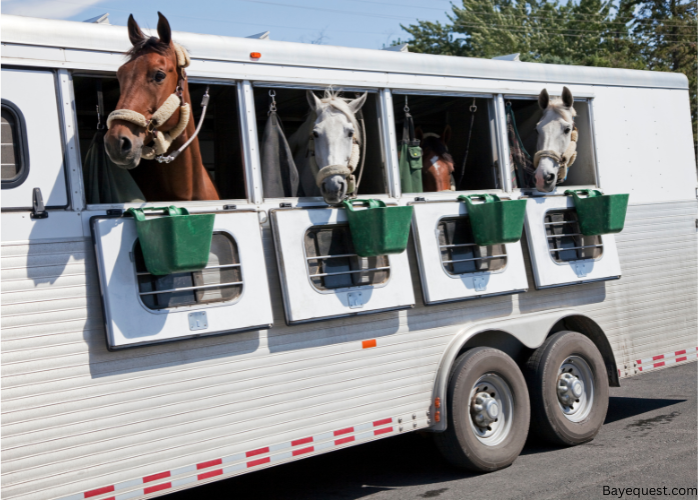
[545,173,556,184]
[120,136,132,154]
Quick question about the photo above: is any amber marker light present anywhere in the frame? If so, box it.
[434,397,441,408]
[434,411,441,422]
[250,52,262,60]
[362,339,377,349]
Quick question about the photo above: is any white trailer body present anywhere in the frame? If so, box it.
[1,15,697,500]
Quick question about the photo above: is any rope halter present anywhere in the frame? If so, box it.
[533,127,578,183]
[106,43,192,161]
[308,134,361,195]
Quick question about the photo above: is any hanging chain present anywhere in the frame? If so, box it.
[404,95,410,113]
[458,97,478,189]
[268,89,277,115]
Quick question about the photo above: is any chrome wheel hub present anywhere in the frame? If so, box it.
[557,356,595,422]
[471,391,500,428]
[468,373,513,446]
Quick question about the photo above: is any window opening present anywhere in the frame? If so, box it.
[135,231,243,310]
[545,209,603,263]
[1,100,29,187]
[254,86,387,199]
[304,224,390,291]
[392,94,497,193]
[73,76,246,203]
[506,96,596,189]
[438,216,507,275]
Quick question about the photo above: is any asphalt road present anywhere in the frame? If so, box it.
[164,362,698,500]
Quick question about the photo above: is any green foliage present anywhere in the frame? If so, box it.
[397,0,697,157]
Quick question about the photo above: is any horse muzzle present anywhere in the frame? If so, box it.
[104,124,144,170]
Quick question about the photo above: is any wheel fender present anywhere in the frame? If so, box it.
[428,309,579,432]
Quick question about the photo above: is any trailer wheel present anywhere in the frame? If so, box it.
[434,347,530,472]
[525,330,609,446]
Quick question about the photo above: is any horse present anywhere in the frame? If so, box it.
[416,126,455,192]
[288,89,367,205]
[533,86,578,192]
[104,12,219,201]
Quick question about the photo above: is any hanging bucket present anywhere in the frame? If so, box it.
[565,189,629,236]
[342,199,414,257]
[126,206,215,276]
[458,194,526,246]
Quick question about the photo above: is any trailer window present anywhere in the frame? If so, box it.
[438,216,507,275]
[507,97,597,189]
[135,232,243,310]
[545,209,603,263]
[304,224,390,291]
[1,100,29,188]
[253,86,388,199]
[72,76,246,203]
[391,94,499,193]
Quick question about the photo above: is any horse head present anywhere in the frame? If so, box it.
[104,12,187,169]
[307,90,367,205]
[534,87,577,192]
[417,125,454,192]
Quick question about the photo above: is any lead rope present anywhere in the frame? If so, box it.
[156,86,210,163]
[457,97,477,189]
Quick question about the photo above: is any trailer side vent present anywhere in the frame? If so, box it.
[437,216,507,275]
[545,209,603,263]
[134,232,243,310]
[304,224,390,291]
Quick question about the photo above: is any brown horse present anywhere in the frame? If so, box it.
[104,12,219,201]
[416,126,454,192]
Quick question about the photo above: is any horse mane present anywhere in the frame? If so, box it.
[546,97,577,120]
[317,89,362,145]
[126,36,171,60]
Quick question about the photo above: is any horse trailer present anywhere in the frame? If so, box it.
[1,13,697,500]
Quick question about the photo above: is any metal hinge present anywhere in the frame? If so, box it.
[30,188,48,219]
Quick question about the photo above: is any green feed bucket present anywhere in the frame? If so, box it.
[342,199,414,257]
[458,194,526,246]
[565,189,629,236]
[126,206,215,276]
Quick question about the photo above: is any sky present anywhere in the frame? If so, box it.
[1,0,454,50]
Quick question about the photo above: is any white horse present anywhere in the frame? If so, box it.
[534,86,578,192]
[288,90,367,204]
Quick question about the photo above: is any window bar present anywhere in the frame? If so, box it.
[443,254,507,265]
[136,263,241,276]
[548,244,603,253]
[546,233,584,238]
[306,253,359,260]
[544,220,578,226]
[439,243,480,249]
[138,281,243,296]
[309,266,390,278]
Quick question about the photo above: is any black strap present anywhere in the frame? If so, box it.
[402,111,420,147]
[96,79,105,130]
[457,99,477,188]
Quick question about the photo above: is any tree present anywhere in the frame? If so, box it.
[396,0,697,155]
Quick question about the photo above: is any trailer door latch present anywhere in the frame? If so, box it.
[30,188,48,219]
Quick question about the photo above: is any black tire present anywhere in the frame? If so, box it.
[525,330,609,446]
[434,347,530,472]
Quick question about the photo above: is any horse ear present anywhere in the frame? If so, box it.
[562,86,574,108]
[157,12,172,46]
[442,125,452,145]
[347,92,367,114]
[415,127,424,142]
[127,14,145,47]
[538,88,550,109]
[306,90,323,114]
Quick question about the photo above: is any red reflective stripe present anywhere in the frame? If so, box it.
[334,427,353,436]
[652,354,665,361]
[675,350,687,356]
[292,437,313,446]
[246,447,269,458]
[374,426,392,436]
[85,486,115,498]
[144,483,171,494]
[335,436,354,445]
[676,356,687,362]
[247,457,271,468]
[638,367,644,371]
[197,459,222,469]
[373,418,392,427]
[636,359,642,364]
[653,361,665,368]
[143,471,170,483]
[292,446,314,456]
[197,470,223,480]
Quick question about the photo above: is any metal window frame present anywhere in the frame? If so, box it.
[0,98,30,189]
[543,208,604,265]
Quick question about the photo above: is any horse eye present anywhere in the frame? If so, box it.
[154,71,166,83]
[564,127,571,134]
[347,130,354,138]
[313,131,319,138]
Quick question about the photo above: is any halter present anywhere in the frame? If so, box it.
[308,134,361,195]
[533,127,578,183]
[106,43,193,162]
